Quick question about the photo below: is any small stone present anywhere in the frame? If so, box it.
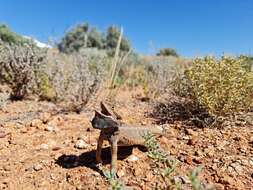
[185,156,193,165]
[39,144,49,150]
[34,164,43,171]
[213,158,219,163]
[239,146,247,153]
[193,157,203,164]
[211,163,218,170]
[141,121,147,125]
[230,162,243,174]
[182,136,190,140]
[74,139,88,149]
[91,171,100,177]
[40,112,51,123]
[133,167,142,176]
[194,150,203,156]
[50,174,56,181]
[30,119,43,128]
[187,137,198,145]
[86,127,92,132]
[180,176,191,184]
[126,155,139,162]
[3,165,11,171]
[47,139,57,147]
[218,175,234,185]
[240,159,248,166]
[117,169,125,177]
[173,176,182,184]
[250,136,253,143]
[249,158,253,166]
[45,125,54,132]
[206,147,215,157]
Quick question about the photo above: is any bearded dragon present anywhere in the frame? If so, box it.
[91,102,164,172]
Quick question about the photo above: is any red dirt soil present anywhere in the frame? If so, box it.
[0,88,252,190]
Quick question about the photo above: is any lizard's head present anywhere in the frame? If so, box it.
[91,110,119,130]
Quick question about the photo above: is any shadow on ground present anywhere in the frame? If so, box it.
[56,146,146,174]
[149,98,213,128]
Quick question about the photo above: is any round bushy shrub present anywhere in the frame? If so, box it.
[184,56,253,117]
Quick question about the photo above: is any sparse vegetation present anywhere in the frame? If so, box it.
[0,24,28,45]
[58,22,131,56]
[103,169,124,190]
[0,19,252,189]
[143,132,207,189]
[177,56,253,118]
[157,48,179,57]
[0,42,47,100]
[44,49,108,111]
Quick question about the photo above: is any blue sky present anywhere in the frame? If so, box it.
[0,0,252,57]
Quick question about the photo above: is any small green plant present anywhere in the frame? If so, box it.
[143,132,180,189]
[103,169,123,190]
[0,24,28,45]
[188,167,203,190]
[143,133,209,190]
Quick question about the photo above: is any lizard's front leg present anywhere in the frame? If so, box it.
[110,136,118,172]
[96,133,104,164]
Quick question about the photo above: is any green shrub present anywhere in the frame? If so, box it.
[0,24,28,45]
[182,56,253,117]
[58,22,131,56]
[156,48,179,57]
[36,72,56,101]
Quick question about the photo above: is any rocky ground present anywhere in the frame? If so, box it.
[0,88,252,190]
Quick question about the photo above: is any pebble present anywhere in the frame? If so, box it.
[180,176,191,184]
[91,171,100,177]
[74,139,89,149]
[126,155,139,162]
[187,137,197,145]
[30,119,43,128]
[133,167,142,176]
[39,144,49,150]
[229,162,243,174]
[193,157,203,164]
[45,125,59,132]
[40,112,51,123]
[3,165,11,171]
[45,125,54,132]
[117,169,125,177]
[33,164,43,171]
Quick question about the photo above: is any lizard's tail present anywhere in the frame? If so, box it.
[149,125,166,135]
[150,124,170,138]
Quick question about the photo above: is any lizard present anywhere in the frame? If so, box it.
[91,102,164,172]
